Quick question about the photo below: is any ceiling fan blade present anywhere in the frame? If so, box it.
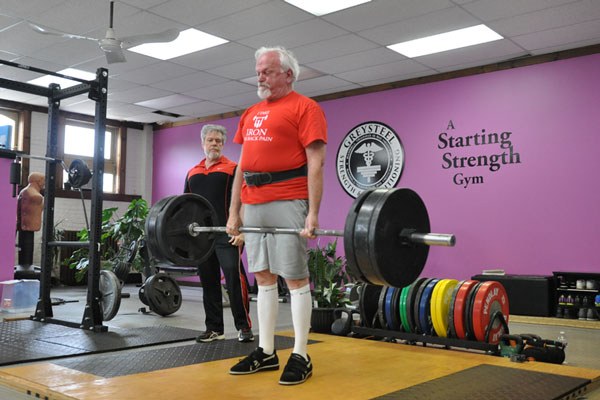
[28,22,97,42]
[104,47,126,64]
[121,28,180,47]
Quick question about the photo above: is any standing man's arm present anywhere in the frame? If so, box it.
[301,140,326,238]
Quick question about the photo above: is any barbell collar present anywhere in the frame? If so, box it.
[408,233,455,247]
[189,223,454,247]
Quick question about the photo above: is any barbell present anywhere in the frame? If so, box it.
[144,188,456,288]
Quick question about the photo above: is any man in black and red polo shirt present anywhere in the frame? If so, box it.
[184,124,253,343]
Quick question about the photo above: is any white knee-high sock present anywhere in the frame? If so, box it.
[289,284,312,360]
[257,283,278,354]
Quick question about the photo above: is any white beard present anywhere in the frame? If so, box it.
[257,85,271,99]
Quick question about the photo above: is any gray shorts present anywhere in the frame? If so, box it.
[243,200,309,280]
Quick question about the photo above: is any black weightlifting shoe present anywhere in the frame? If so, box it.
[229,347,279,375]
[279,353,312,385]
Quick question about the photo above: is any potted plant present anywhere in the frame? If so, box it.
[64,198,149,282]
[307,239,354,333]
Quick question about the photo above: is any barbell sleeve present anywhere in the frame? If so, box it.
[189,223,455,247]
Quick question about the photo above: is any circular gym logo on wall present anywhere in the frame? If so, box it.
[336,121,405,198]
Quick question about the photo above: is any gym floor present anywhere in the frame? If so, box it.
[0,283,599,399]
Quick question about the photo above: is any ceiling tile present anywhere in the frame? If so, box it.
[322,0,453,32]
[512,19,600,53]
[113,62,197,85]
[197,1,313,40]
[489,1,600,37]
[358,6,482,45]
[108,85,174,103]
[149,0,270,26]
[164,101,237,117]
[293,34,379,64]
[183,81,256,101]
[238,18,349,49]
[335,59,433,84]
[306,48,404,74]
[135,94,199,109]
[149,71,229,92]
[462,0,581,22]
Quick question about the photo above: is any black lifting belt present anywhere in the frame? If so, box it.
[243,164,307,187]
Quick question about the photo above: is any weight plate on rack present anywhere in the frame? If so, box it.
[377,286,389,329]
[399,285,411,333]
[384,287,397,330]
[430,279,459,338]
[447,280,466,338]
[472,281,510,343]
[418,278,440,336]
[389,286,401,331]
[412,277,434,334]
[464,282,483,341]
[359,284,383,328]
[452,280,479,340]
[406,277,428,333]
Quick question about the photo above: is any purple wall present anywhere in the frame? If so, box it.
[153,54,600,282]
[0,158,17,282]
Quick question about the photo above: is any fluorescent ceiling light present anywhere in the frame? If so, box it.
[27,68,97,88]
[387,24,503,58]
[128,28,228,60]
[284,0,371,16]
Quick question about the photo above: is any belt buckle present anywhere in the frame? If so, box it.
[257,172,272,185]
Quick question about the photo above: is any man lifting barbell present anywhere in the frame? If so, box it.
[225,46,327,386]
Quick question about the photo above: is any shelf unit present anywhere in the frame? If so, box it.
[553,271,600,321]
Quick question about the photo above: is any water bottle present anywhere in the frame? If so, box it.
[557,331,568,364]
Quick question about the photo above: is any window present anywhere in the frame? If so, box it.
[0,108,20,150]
[61,119,121,194]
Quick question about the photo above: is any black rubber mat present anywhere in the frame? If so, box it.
[0,319,201,366]
[53,336,318,378]
[374,364,590,400]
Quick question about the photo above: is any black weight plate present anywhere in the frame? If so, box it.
[412,277,434,334]
[353,189,389,285]
[145,196,175,262]
[447,280,466,338]
[139,280,149,306]
[359,283,383,328]
[405,277,428,333]
[68,159,92,188]
[368,188,431,288]
[389,287,401,331]
[344,190,373,283]
[144,273,182,316]
[99,270,121,321]
[145,194,218,266]
[112,260,131,282]
[377,286,389,329]
[464,281,483,341]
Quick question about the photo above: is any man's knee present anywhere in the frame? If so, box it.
[255,270,277,286]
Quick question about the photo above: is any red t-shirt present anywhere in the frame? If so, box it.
[234,91,327,204]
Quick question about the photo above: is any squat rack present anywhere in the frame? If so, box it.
[1,59,110,332]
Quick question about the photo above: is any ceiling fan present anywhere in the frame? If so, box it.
[28,1,179,64]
